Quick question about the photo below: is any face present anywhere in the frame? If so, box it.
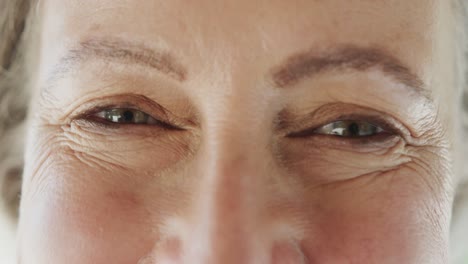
[18,0,457,263]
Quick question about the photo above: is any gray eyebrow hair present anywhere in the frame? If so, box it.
[51,38,188,82]
[271,45,431,100]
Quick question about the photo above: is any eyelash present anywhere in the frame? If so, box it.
[289,120,385,137]
[79,106,181,131]
[286,115,401,145]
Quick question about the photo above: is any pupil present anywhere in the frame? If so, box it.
[348,122,360,136]
[122,110,134,122]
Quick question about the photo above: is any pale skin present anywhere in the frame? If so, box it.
[18,0,457,263]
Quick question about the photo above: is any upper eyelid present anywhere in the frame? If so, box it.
[87,106,153,117]
[70,95,169,121]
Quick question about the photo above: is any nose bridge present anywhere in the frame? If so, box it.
[179,66,278,262]
[197,75,269,232]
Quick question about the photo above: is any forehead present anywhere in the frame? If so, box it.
[40,0,443,77]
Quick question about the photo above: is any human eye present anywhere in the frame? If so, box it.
[286,114,402,146]
[94,108,163,125]
[285,117,399,150]
[68,94,192,133]
[313,120,384,137]
[82,107,184,131]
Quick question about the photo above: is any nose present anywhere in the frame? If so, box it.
[185,151,264,264]
[149,129,307,264]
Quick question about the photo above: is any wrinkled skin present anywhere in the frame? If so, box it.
[18,0,457,263]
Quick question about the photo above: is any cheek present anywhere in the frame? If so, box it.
[18,122,199,263]
[19,168,148,263]
[300,167,451,263]
[18,149,189,264]
[279,136,452,261]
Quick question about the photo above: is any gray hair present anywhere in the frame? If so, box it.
[458,0,468,183]
[0,0,33,219]
[451,1,468,262]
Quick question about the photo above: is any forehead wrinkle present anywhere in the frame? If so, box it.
[271,45,432,101]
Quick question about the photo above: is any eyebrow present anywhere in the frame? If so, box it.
[271,45,430,99]
[51,38,187,82]
[48,39,429,101]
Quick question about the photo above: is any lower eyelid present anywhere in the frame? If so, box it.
[71,118,180,141]
[303,132,401,150]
